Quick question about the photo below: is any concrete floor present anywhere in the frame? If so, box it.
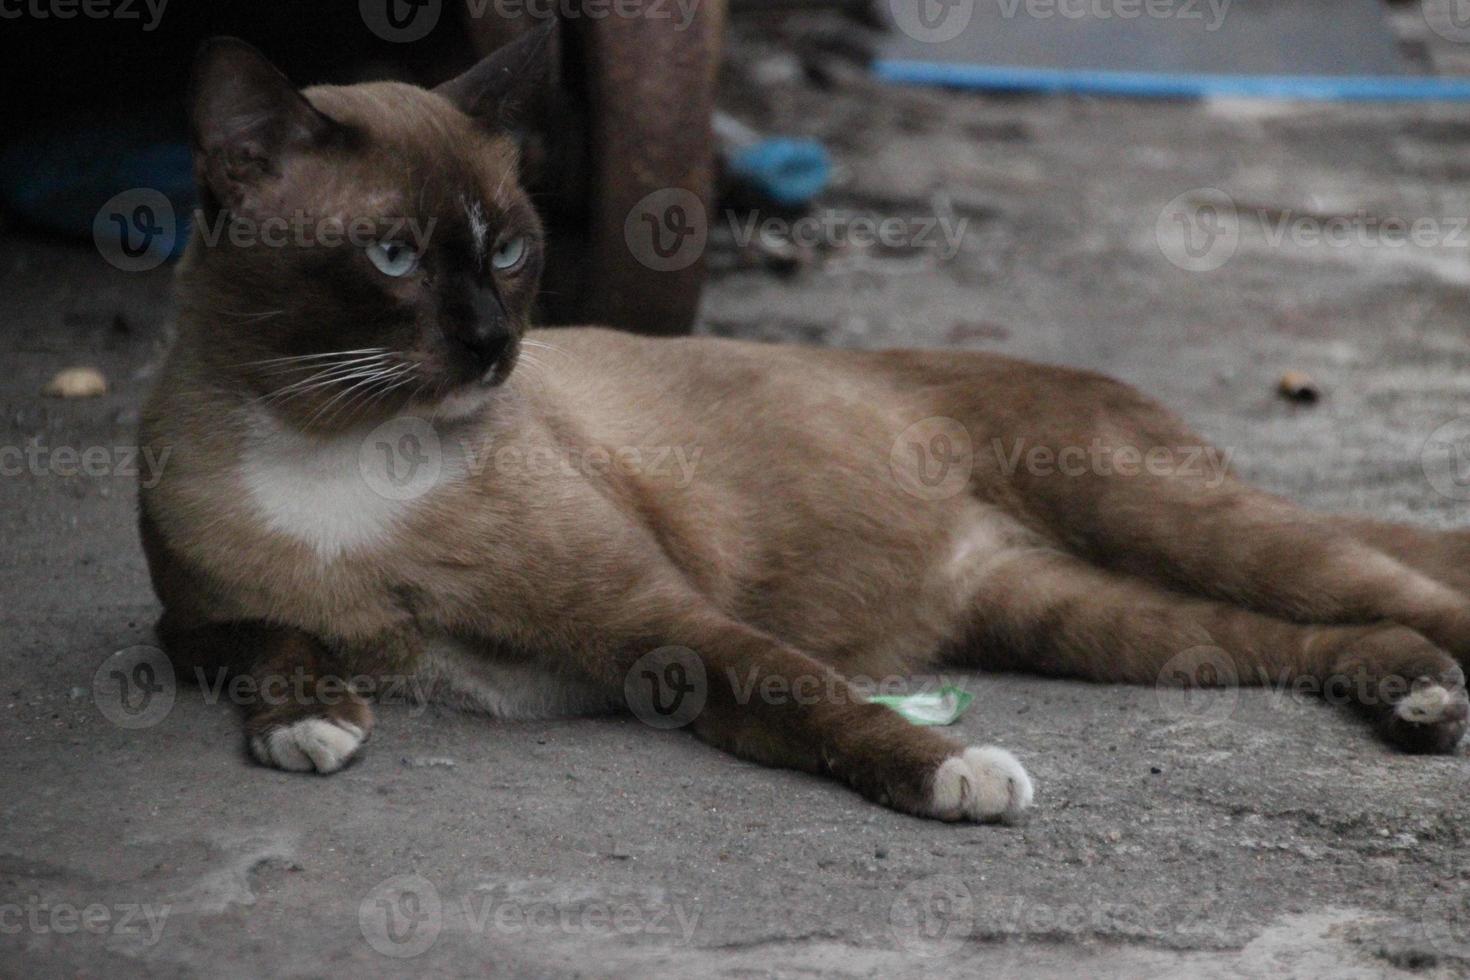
[6,23,1470,979]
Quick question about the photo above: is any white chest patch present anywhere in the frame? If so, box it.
[238,410,461,562]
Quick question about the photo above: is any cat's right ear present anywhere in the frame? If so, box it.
[434,20,559,136]
[188,37,343,213]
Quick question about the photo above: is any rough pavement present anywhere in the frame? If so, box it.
[5,22,1470,979]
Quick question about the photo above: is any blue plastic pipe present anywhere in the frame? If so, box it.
[874,62,1470,102]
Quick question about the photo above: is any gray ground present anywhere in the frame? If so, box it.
[7,18,1470,979]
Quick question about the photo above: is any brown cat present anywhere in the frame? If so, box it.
[140,26,1470,825]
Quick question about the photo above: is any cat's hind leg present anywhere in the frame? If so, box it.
[956,546,1468,754]
[1008,443,1470,664]
[1332,516,1470,598]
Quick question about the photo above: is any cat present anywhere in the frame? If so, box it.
[139,24,1469,825]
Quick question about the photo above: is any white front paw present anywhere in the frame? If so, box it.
[928,746,1033,823]
[250,718,365,774]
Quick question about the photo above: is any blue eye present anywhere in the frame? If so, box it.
[491,236,527,272]
[367,241,418,277]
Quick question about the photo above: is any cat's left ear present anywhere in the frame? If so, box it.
[188,37,347,214]
[434,20,559,137]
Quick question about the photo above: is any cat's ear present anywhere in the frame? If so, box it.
[434,20,559,135]
[188,37,344,211]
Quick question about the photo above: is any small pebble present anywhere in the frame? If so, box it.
[400,756,456,769]
[1277,370,1320,403]
[43,367,108,399]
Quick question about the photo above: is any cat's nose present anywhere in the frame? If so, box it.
[453,324,512,373]
[449,289,512,372]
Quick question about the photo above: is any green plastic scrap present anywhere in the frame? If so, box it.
[868,686,974,726]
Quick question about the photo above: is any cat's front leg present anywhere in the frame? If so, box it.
[634,613,1033,823]
[159,615,380,773]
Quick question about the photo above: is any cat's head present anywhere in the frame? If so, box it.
[179,25,557,429]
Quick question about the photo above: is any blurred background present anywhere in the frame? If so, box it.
[7,2,1470,976]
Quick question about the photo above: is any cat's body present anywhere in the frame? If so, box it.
[141,28,1470,824]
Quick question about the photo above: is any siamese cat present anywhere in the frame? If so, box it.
[140,25,1470,825]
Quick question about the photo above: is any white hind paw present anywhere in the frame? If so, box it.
[250,718,365,774]
[927,746,1033,823]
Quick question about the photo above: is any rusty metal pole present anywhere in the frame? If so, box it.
[460,1,722,336]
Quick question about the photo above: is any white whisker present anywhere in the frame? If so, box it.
[236,347,392,369]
